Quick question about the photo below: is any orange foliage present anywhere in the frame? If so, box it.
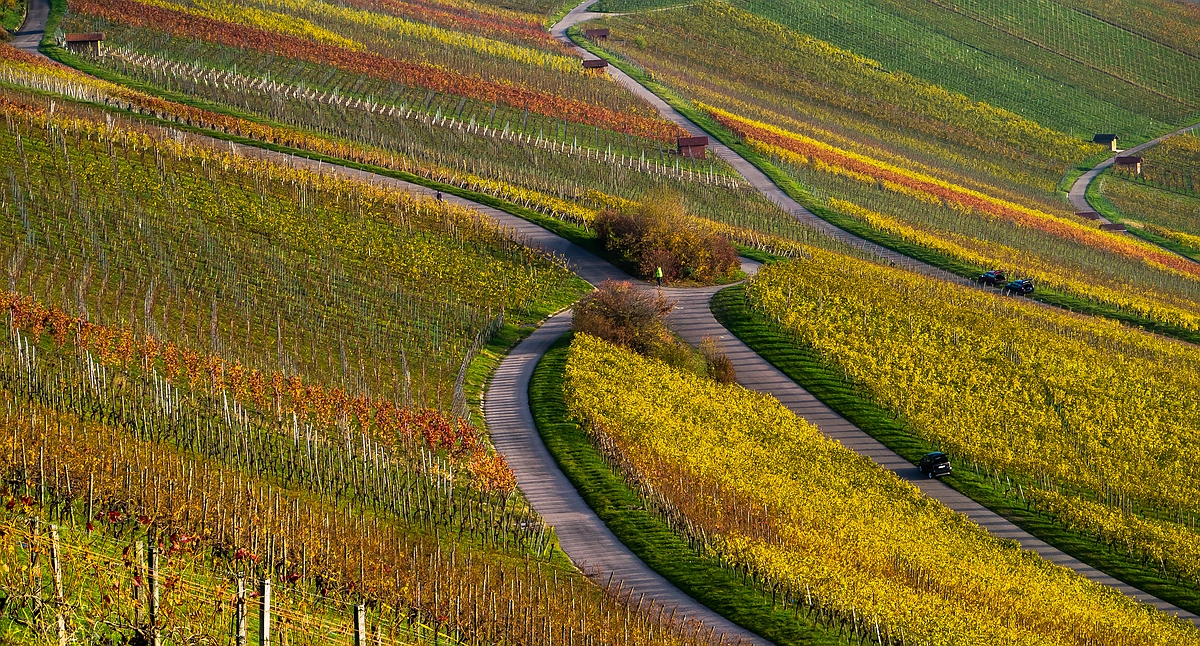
[73,0,682,142]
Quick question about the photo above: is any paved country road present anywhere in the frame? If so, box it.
[1068,122,1200,226]
[535,0,1200,629]
[15,0,1199,635]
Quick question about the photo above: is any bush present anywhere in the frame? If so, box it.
[572,280,674,354]
[700,336,737,384]
[594,192,739,284]
[572,282,737,383]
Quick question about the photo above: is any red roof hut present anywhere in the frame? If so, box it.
[1115,155,1143,175]
[64,33,105,55]
[677,135,709,159]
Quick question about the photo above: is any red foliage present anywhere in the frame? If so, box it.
[716,113,1200,279]
[74,0,682,142]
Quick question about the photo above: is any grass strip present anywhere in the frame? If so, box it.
[571,28,1200,345]
[711,284,1200,617]
[530,333,848,646]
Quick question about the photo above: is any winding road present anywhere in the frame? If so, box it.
[1069,122,1200,222]
[12,0,1200,638]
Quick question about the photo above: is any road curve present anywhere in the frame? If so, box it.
[18,0,1198,629]
[12,0,49,55]
[553,1,965,286]
[1069,122,1200,219]
[549,0,1200,628]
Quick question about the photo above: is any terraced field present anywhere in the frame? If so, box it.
[5,0,1200,643]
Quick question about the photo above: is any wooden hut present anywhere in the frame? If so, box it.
[1075,211,1102,220]
[64,33,105,55]
[1115,155,1143,175]
[582,58,608,71]
[584,28,610,41]
[677,135,709,159]
[1092,134,1119,152]
[1100,222,1127,232]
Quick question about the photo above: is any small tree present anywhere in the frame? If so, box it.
[572,281,674,354]
[594,191,739,284]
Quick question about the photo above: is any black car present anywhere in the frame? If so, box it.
[978,269,1007,286]
[919,452,952,479]
[1004,278,1035,295]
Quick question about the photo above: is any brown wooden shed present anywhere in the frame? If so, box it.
[1115,155,1143,174]
[1100,222,1127,232]
[582,58,608,70]
[1075,211,1102,220]
[584,28,610,41]
[677,135,709,159]
[64,33,105,55]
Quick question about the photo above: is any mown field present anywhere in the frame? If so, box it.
[563,331,1200,646]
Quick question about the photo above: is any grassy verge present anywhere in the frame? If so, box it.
[1086,172,1200,263]
[571,28,1200,345]
[711,284,1200,617]
[2,0,25,35]
[530,333,849,646]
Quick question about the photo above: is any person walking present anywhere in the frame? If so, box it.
[436,191,443,201]
[655,266,663,287]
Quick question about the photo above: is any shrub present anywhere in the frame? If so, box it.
[594,192,739,284]
[572,280,675,354]
[699,336,737,384]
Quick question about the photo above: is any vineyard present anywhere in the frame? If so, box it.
[741,254,1200,587]
[592,1,1102,196]
[0,314,718,646]
[0,65,738,643]
[7,0,1200,641]
[734,0,1200,140]
[38,0,845,260]
[563,332,1200,646]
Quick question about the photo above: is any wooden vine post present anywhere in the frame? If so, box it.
[148,541,161,646]
[236,577,248,646]
[354,604,367,646]
[49,524,69,646]
[260,578,272,646]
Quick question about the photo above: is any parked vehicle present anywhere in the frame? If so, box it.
[1004,278,1035,295]
[978,269,1007,286]
[919,452,952,479]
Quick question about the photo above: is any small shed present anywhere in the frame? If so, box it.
[64,33,105,55]
[677,135,709,159]
[1115,155,1143,175]
[1075,211,1102,220]
[1092,133,1119,152]
[582,58,608,71]
[584,28,610,41]
[1100,222,1127,232]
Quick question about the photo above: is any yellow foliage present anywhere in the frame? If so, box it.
[564,332,1200,645]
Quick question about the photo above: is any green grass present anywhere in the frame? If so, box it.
[737,0,1197,141]
[710,284,1200,617]
[1,0,25,35]
[572,29,1200,346]
[530,334,849,646]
